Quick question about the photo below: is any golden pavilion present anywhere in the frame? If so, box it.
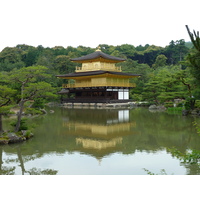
[56,47,140,103]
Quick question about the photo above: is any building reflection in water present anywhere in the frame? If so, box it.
[62,108,137,159]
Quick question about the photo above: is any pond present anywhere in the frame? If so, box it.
[1,106,200,175]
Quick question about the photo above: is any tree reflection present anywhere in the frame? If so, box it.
[0,146,16,175]
[0,145,58,175]
[168,147,200,175]
[27,168,57,175]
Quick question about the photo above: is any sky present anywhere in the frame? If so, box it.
[0,0,200,51]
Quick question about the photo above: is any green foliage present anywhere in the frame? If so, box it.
[10,118,28,131]
[130,93,143,102]
[143,168,169,175]
[7,65,57,132]
[166,107,183,115]
[176,102,184,107]
[164,39,189,65]
[185,26,200,84]
[193,121,200,135]
[0,41,190,73]
[184,97,196,110]
[24,108,43,115]
[24,130,32,138]
[164,102,174,108]
[0,85,16,110]
[54,55,75,74]
[28,167,58,175]
[195,100,200,108]
[169,147,200,164]
[32,98,46,108]
[152,54,167,69]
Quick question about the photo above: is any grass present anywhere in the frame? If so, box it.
[166,107,183,115]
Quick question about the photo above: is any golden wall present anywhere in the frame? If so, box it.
[63,77,136,88]
[76,62,121,72]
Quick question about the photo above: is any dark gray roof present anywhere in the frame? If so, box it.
[70,51,125,63]
[56,70,140,78]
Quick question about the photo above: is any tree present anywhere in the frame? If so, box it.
[23,47,39,67]
[134,45,163,66]
[152,54,167,69]
[116,44,136,59]
[0,72,16,134]
[0,47,26,71]
[185,25,200,84]
[164,40,189,65]
[142,66,190,104]
[9,66,56,132]
[142,68,166,104]
[54,55,75,74]
[173,67,197,110]
[0,85,16,134]
[0,47,23,63]
[156,66,189,103]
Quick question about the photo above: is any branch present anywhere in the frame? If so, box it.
[0,98,11,107]
[186,25,200,51]
[180,77,192,97]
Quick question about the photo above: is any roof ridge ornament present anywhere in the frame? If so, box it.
[95,46,101,51]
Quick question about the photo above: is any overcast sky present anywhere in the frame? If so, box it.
[0,0,199,51]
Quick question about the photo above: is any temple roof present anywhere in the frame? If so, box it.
[70,50,125,63]
[56,70,140,79]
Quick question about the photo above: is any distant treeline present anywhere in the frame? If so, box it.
[0,39,191,71]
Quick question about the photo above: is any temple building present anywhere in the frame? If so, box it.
[56,47,140,103]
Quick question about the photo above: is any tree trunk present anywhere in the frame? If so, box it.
[15,101,25,132]
[0,114,4,135]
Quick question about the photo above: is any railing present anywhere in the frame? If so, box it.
[75,66,122,72]
[62,82,136,88]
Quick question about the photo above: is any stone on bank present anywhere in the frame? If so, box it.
[0,131,34,145]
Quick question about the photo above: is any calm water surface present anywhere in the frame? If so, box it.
[1,107,200,175]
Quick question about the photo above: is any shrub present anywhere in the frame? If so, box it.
[131,94,143,102]
[10,118,28,131]
[195,100,200,108]
[184,97,195,110]
[24,107,43,115]
[164,102,174,108]
[167,107,183,115]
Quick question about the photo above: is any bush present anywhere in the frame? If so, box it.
[10,118,28,131]
[176,102,183,107]
[195,100,200,108]
[131,94,143,102]
[24,107,43,115]
[164,102,174,108]
[184,97,195,110]
[167,107,183,115]
[32,98,46,109]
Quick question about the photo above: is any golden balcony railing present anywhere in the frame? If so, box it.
[75,66,122,72]
[62,82,136,88]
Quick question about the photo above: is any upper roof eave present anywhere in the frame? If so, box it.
[70,51,125,63]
